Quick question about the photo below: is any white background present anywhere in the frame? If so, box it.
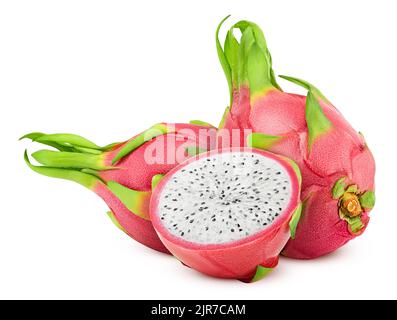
[1,0,396,300]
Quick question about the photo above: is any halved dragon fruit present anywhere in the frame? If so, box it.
[215,17,376,259]
[22,122,216,253]
[150,148,302,281]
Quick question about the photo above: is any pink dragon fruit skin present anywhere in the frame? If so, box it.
[216,17,376,259]
[22,122,217,253]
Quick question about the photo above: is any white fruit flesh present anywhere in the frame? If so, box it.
[157,151,292,244]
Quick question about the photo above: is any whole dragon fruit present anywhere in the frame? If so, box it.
[22,122,216,253]
[216,17,376,259]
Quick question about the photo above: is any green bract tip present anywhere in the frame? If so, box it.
[107,211,127,234]
[151,174,165,190]
[112,123,170,165]
[289,203,303,239]
[251,265,273,282]
[280,75,333,151]
[359,190,376,209]
[216,17,281,107]
[185,146,207,157]
[31,149,112,171]
[24,150,100,190]
[247,132,283,150]
[279,75,330,104]
[189,120,215,128]
[106,181,151,220]
[332,177,347,199]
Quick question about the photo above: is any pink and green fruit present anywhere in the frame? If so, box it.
[216,17,376,259]
[150,148,302,281]
[22,122,216,253]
